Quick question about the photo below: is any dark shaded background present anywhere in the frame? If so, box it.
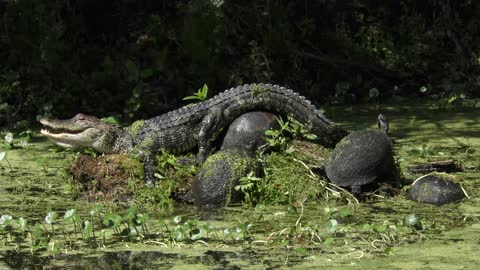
[1,0,479,126]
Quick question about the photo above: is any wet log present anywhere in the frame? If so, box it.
[407,160,463,174]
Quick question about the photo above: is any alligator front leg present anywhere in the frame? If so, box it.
[143,154,156,186]
[197,106,225,162]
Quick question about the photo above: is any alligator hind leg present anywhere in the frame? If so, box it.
[197,106,225,162]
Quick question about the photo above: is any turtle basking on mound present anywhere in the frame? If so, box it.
[407,174,466,206]
[220,111,279,153]
[324,114,396,197]
[192,112,279,210]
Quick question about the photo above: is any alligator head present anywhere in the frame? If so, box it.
[40,113,120,153]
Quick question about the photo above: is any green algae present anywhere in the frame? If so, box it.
[0,101,479,268]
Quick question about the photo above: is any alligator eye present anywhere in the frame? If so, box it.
[75,113,86,121]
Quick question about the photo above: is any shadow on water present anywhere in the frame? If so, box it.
[1,249,286,269]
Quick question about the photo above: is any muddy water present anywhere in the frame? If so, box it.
[0,103,479,269]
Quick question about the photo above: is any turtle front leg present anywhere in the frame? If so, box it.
[350,185,363,199]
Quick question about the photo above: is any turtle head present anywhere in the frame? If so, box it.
[377,114,389,135]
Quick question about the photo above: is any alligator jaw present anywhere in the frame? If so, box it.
[40,127,97,148]
[39,114,109,150]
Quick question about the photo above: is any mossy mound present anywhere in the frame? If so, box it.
[259,140,336,204]
[69,152,196,213]
[69,154,142,202]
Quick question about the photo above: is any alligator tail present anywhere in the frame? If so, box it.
[214,83,349,147]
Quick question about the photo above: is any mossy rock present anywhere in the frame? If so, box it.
[407,174,466,206]
[191,149,256,210]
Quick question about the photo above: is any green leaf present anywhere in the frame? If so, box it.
[182,84,209,102]
[324,237,335,247]
[103,214,122,228]
[64,209,77,220]
[404,214,418,227]
[326,219,338,234]
[173,215,182,224]
[295,247,308,256]
[0,152,5,161]
[338,208,352,218]
[82,220,92,239]
[45,211,57,224]
[101,116,119,125]
[18,217,27,231]
[375,224,387,233]
[136,213,149,225]
[140,68,154,79]
[172,230,185,241]
[361,223,372,232]
[90,204,104,216]
[4,132,13,144]
[0,215,13,227]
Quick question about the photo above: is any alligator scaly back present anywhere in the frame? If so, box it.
[133,83,347,154]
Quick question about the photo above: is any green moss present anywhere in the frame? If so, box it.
[255,140,335,204]
[128,120,145,136]
[195,149,254,207]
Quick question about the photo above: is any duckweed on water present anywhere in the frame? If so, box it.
[0,102,479,268]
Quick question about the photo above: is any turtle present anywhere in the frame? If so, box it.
[219,111,279,153]
[191,148,256,210]
[407,174,466,206]
[191,111,279,210]
[324,114,395,197]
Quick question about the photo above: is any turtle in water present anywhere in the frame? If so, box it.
[192,112,279,210]
[407,174,466,206]
[324,114,395,197]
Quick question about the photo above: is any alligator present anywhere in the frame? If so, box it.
[40,83,348,184]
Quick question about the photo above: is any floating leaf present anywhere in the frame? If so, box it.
[64,209,77,220]
[326,219,338,234]
[405,214,418,227]
[45,211,57,224]
[0,152,5,161]
[338,208,352,218]
[173,215,182,224]
[4,133,13,144]
[0,215,13,227]
[82,220,92,239]
[324,237,335,247]
[103,214,122,228]
[90,204,104,216]
[18,217,27,231]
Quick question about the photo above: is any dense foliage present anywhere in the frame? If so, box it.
[1,0,479,126]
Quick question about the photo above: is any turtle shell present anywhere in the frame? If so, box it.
[192,149,256,210]
[325,130,394,187]
[220,111,279,152]
[407,174,466,206]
